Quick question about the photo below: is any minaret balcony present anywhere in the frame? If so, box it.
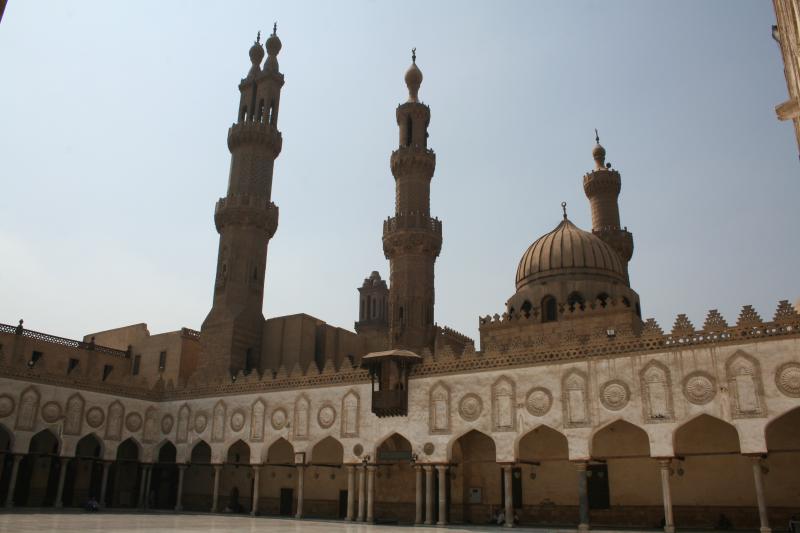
[382,213,442,258]
[582,168,621,196]
[390,146,436,177]
[227,121,283,155]
[215,195,279,237]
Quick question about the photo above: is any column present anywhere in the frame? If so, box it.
[54,457,70,508]
[4,454,22,508]
[366,465,376,523]
[424,465,434,525]
[99,461,111,509]
[251,465,261,516]
[575,461,590,533]
[295,465,305,519]
[357,465,366,522]
[144,463,153,509]
[436,464,448,526]
[503,465,514,528]
[414,465,424,524]
[750,456,772,533]
[658,459,675,533]
[211,464,222,512]
[138,464,149,508]
[346,465,356,521]
[175,464,187,512]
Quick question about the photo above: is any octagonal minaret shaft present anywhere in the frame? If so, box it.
[383,50,442,351]
[583,132,634,281]
[200,27,285,377]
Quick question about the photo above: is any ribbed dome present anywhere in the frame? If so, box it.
[515,217,626,290]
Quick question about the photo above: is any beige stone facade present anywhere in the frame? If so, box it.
[0,29,798,533]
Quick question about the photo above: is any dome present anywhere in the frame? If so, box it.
[515,217,626,290]
[249,40,265,66]
[405,49,422,102]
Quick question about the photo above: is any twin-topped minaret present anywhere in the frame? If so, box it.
[382,50,442,351]
[200,27,284,378]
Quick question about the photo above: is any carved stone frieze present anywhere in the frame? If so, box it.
[429,381,451,434]
[194,412,208,433]
[683,371,716,405]
[776,362,800,397]
[251,399,266,441]
[293,395,310,440]
[86,407,105,429]
[317,403,336,429]
[230,409,246,432]
[212,401,226,442]
[0,394,15,418]
[105,401,124,441]
[525,387,552,417]
[492,376,516,431]
[41,401,62,423]
[562,369,590,428]
[726,351,765,418]
[271,407,288,430]
[458,393,483,422]
[161,414,174,434]
[600,380,631,411]
[176,404,190,443]
[341,390,359,438]
[143,407,159,443]
[64,393,85,436]
[640,360,674,423]
[125,412,143,432]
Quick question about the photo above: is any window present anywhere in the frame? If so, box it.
[521,300,532,318]
[239,106,247,122]
[102,365,113,381]
[567,292,585,311]
[257,99,265,123]
[158,351,167,371]
[67,358,79,374]
[597,292,610,308]
[405,115,412,146]
[245,348,253,373]
[132,354,141,375]
[541,296,557,323]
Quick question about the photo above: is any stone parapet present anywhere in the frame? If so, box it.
[226,121,282,156]
[214,195,278,236]
[390,146,436,178]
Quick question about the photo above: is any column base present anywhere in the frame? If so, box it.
[250,511,258,517]
[295,514,303,520]
[578,523,590,533]
[760,528,772,533]
[437,521,447,526]
[424,520,433,526]
[503,523,515,528]
[664,526,675,533]
[174,505,183,512]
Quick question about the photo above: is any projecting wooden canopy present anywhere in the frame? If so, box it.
[361,349,421,417]
[361,349,422,364]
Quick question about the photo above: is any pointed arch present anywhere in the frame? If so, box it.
[311,436,344,464]
[226,439,250,464]
[448,428,497,462]
[590,418,651,458]
[765,405,800,451]
[190,439,212,464]
[155,439,177,463]
[376,432,412,463]
[75,432,104,459]
[116,437,141,461]
[0,422,14,452]
[266,437,294,464]
[515,424,569,461]
[28,428,60,455]
[674,413,740,455]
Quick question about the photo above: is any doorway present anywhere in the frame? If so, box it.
[279,487,294,516]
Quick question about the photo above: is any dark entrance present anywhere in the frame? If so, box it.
[338,489,348,518]
[279,487,293,516]
[587,463,610,509]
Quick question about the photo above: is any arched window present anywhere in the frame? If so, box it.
[567,292,585,311]
[622,296,631,307]
[239,106,247,122]
[541,296,557,323]
[405,115,413,146]
[508,306,515,318]
[635,302,642,318]
[521,300,532,318]
[399,306,404,324]
[597,292,610,308]
[257,99,265,123]
[269,99,276,125]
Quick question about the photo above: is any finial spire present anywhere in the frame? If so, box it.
[595,128,600,144]
[561,201,568,220]
[273,22,277,35]
[412,47,416,64]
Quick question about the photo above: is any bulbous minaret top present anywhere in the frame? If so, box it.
[592,129,607,170]
[264,22,282,73]
[405,48,423,102]
[247,32,265,79]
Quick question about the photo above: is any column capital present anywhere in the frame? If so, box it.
[346,464,356,471]
[422,464,434,471]
[251,464,261,471]
[435,464,448,472]
[212,463,223,471]
[178,463,188,471]
[572,460,588,471]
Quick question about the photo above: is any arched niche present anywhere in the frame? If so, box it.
[266,438,294,464]
[190,440,212,464]
[156,441,177,463]
[28,429,59,455]
[517,425,569,461]
[116,438,140,461]
[376,433,412,463]
[674,414,740,455]
[75,433,103,459]
[226,439,250,465]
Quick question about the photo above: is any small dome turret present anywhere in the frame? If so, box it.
[264,23,282,73]
[405,48,423,102]
[592,129,607,170]
[246,32,264,79]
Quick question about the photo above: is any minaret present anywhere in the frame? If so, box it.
[583,132,634,279]
[382,50,442,351]
[200,27,284,378]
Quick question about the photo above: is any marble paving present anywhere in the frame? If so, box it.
[0,513,585,533]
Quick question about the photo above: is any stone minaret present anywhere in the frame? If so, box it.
[582,132,634,280]
[383,50,442,351]
[200,28,284,378]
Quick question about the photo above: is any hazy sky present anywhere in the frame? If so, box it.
[1,1,797,346]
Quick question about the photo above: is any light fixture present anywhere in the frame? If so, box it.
[606,328,616,338]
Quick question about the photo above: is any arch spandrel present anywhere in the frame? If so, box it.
[515,424,570,462]
[590,418,651,458]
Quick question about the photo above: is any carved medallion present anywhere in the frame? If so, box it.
[194,412,208,433]
[600,380,630,411]
[271,407,288,430]
[776,362,800,398]
[525,387,552,417]
[86,407,105,428]
[230,409,246,432]
[41,401,62,423]
[683,371,716,405]
[0,394,15,418]
[423,442,435,456]
[318,404,336,429]
[125,412,143,432]
[353,443,364,456]
[161,414,174,434]
[458,393,483,422]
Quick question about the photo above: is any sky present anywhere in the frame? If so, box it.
[0,1,797,347]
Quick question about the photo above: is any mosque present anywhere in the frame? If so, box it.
[0,27,799,532]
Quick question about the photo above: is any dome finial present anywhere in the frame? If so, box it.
[592,128,607,170]
[256,31,261,44]
[273,21,277,35]
[404,48,423,102]
[561,201,568,220]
